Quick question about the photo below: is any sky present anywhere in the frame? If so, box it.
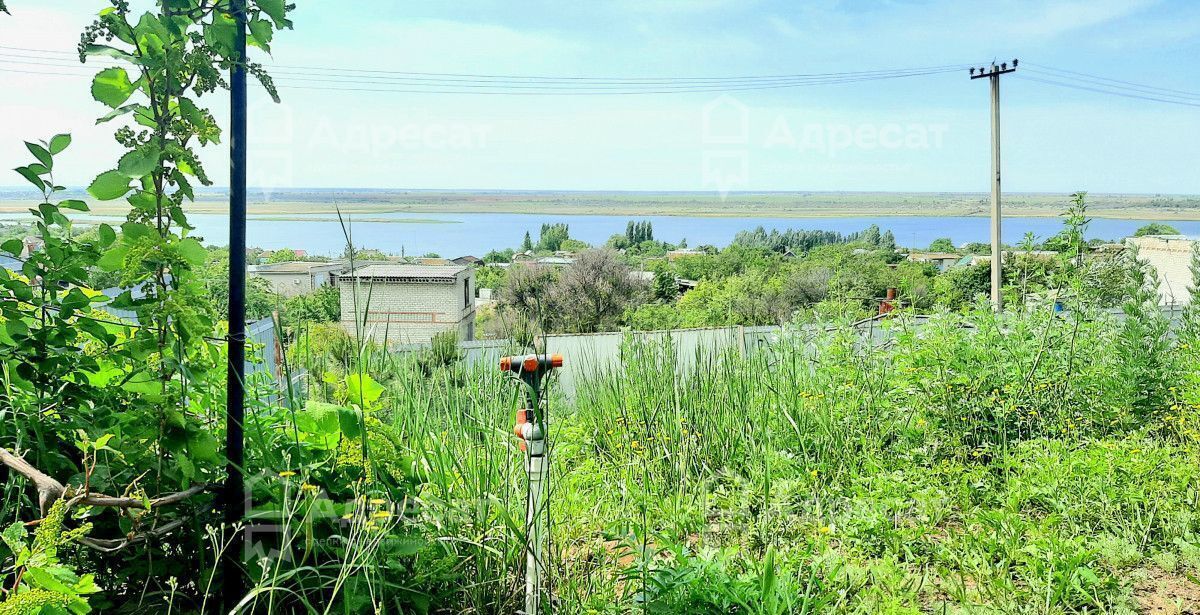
[0,0,1198,195]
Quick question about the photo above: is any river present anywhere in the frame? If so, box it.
[3,211,1198,256]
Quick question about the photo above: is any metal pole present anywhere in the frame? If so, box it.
[500,354,563,615]
[523,408,547,615]
[222,0,248,609]
[990,71,1003,311]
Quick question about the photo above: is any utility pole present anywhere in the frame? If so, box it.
[971,59,1017,311]
[223,0,248,610]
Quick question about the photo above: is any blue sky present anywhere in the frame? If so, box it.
[1,0,1198,194]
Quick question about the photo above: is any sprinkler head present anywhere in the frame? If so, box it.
[499,354,564,376]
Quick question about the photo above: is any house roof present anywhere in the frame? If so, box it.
[907,252,961,260]
[338,264,467,281]
[250,261,345,274]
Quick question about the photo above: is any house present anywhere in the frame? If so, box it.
[1127,235,1196,306]
[667,249,705,261]
[961,250,1059,267]
[511,251,536,263]
[451,255,483,266]
[335,264,475,345]
[906,251,961,271]
[248,261,347,298]
[536,256,574,267]
[417,257,451,266]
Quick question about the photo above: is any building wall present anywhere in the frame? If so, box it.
[339,270,475,345]
[253,266,342,298]
[1128,236,1196,306]
[256,272,313,297]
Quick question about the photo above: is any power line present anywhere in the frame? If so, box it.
[0,49,971,94]
[0,60,968,95]
[1023,61,1200,100]
[0,46,971,84]
[5,44,1199,106]
[1013,74,1200,109]
[1022,68,1200,103]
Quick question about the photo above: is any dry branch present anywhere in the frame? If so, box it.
[1,445,214,555]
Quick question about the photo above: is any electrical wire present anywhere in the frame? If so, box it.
[0,45,973,94]
[1013,74,1200,109]
[1023,61,1200,100]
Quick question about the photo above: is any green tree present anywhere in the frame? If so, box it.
[267,247,297,262]
[537,223,570,252]
[552,249,646,332]
[1133,222,1180,237]
[929,237,956,252]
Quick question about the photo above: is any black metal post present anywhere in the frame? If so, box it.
[222,0,248,609]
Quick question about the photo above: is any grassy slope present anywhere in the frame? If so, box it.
[352,305,1200,613]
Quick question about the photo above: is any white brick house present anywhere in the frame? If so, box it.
[335,264,475,346]
[249,261,348,298]
[1127,235,1197,306]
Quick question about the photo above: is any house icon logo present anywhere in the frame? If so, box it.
[701,94,750,145]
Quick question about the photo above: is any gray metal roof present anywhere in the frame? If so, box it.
[339,264,468,280]
[250,261,346,274]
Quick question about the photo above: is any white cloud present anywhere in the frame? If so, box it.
[768,16,801,38]
[1002,0,1161,40]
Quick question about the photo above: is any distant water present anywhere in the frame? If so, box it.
[1,210,1197,256]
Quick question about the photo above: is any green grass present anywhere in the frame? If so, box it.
[285,300,1200,614]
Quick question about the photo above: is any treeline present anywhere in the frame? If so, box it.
[731,224,896,253]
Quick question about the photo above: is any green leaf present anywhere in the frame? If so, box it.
[188,431,219,462]
[338,407,363,440]
[117,146,158,178]
[97,243,129,272]
[98,223,117,247]
[1,239,22,256]
[84,44,136,63]
[178,97,203,125]
[0,522,24,555]
[248,17,273,52]
[204,11,237,55]
[6,318,29,340]
[59,199,89,211]
[91,67,136,108]
[25,142,52,169]
[120,221,153,241]
[258,0,292,28]
[48,133,71,155]
[87,170,132,201]
[96,104,138,124]
[127,190,157,212]
[133,105,157,128]
[13,166,45,191]
[174,238,206,267]
[346,373,384,409]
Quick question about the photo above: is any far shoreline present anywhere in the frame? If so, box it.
[1,190,1199,223]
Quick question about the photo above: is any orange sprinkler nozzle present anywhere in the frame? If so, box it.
[513,409,530,451]
[499,354,565,374]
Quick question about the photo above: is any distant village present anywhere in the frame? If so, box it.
[237,232,1198,348]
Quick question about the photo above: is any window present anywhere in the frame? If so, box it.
[463,279,471,309]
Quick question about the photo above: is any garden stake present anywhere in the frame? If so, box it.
[500,353,563,615]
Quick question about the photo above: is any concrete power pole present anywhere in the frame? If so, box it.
[971,59,1017,311]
